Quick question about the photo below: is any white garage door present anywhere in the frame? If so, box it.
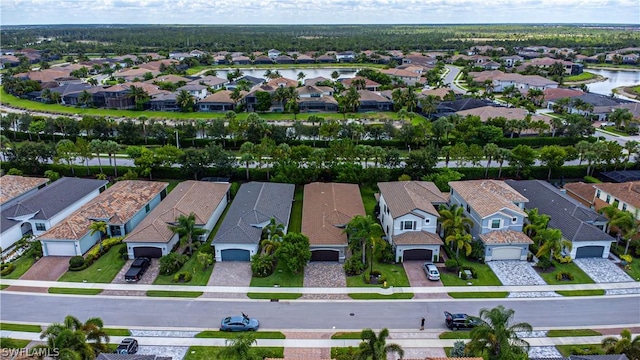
[44,242,76,256]
[491,247,522,261]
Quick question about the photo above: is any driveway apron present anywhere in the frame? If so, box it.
[573,258,638,295]
[403,261,450,299]
[487,260,559,298]
[102,259,160,296]
[202,262,251,298]
[5,256,71,293]
[301,262,349,300]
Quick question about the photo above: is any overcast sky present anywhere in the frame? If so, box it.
[2,0,639,26]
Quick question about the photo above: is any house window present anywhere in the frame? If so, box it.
[466,204,470,213]
[110,226,122,236]
[145,204,150,213]
[35,223,46,231]
[606,195,611,204]
[491,219,501,229]
[596,189,601,198]
[402,221,415,230]
[512,217,517,224]
[425,218,430,224]
[622,203,627,211]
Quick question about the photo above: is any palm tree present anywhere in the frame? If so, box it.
[78,90,93,107]
[297,71,306,82]
[217,333,260,360]
[624,140,640,170]
[90,139,104,174]
[356,328,404,360]
[466,306,532,360]
[483,143,500,179]
[176,90,195,112]
[35,315,110,359]
[168,213,206,255]
[524,208,550,238]
[535,228,571,261]
[445,230,473,257]
[128,85,150,110]
[102,140,120,177]
[263,217,285,241]
[438,204,473,239]
[601,329,640,359]
[345,215,383,266]
[260,234,282,255]
[89,221,108,251]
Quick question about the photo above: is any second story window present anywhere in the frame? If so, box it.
[491,219,501,229]
[402,221,415,230]
[606,195,611,204]
[622,203,627,211]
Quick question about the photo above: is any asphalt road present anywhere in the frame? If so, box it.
[443,65,465,94]
[1,293,638,330]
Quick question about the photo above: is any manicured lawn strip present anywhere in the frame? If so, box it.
[439,331,471,339]
[103,328,131,336]
[565,72,596,82]
[556,344,605,357]
[58,244,126,283]
[288,185,303,233]
[360,185,378,218]
[537,261,595,285]
[331,332,361,340]
[348,293,414,300]
[601,126,631,136]
[0,339,32,348]
[439,257,502,287]
[447,291,509,298]
[345,261,410,288]
[547,329,601,337]
[1,255,35,280]
[0,285,8,290]
[184,346,283,360]
[556,290,605,296]
[48,287,103,295]
[195,331,285,339]
[0,323,42,332]
[332,347,359,359]
[146,290,203,298]
[250,261,304,287]
[246,292,302,300]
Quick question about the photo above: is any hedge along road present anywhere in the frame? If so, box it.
[1,292,638,331]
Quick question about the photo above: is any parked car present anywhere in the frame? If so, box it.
[125,257,151,282]
[423,262,440,281]
[220,313,260,332]
[444,311,481,330]
[116,338,138,354]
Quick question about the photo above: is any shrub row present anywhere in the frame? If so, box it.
[67,237,124,271]
[1,263,16,276]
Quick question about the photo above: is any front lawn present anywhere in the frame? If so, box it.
[250,261,304,287]
[184,346,283,360]
[360,185,378,218]
[0,285,8,290]
[439,331,471,339]
[195,331,285,339]
[448,291,509,298]
[564,72,596,82]
[48,287,103,295]
[0,338,32,348]
[0,323,42,332]
[246,292,302,300]
[537,261,595,285]
[58,244,127,283]
[288,186,303,233]
[547,329,601,337]
[601,126,631,136]
[1,255,35,280]
[332,332,361,340]
[556,344,604,357]
[103,328,131,336]
[146,290,203,298]
[439,257,502,287]
[345,260,410,288]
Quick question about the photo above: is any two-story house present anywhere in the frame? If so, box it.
[377,181,448,262]
[592,181,640,221]
[449,180,532,261]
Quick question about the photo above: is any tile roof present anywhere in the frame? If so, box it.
[380,68,420,78]
[341,76,381,88]
[378,181,448,218]
[449,180,527,218]
[563,182,596,205]
[199,90,240,103]
[394,231,443,245]
[543,87,584,101]
[506,180,615,243]
[593,181,640,209]
[479,230,533,245]
[125,181,230,244]
[266,77,298,88]
[357,89,392,102]
[212,182,295,245]
[457,106,550,124]
[40,180,168,241]
[302,183,365,246]
[192,76,228,87]
[0,175,49,205]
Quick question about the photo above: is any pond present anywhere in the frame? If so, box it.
[584,68,640,96]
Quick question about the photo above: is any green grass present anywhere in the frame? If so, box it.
[439,331,472,339]
[250,261,304,287]
[0,323,42,332]
[288,185,303,233]
[601,126,631,136]
[556,290,605,296]
[360,185,378,218]
[547,329,601,337]
[103,328,131,336]
[614,244,640,281]
[331,332,362,339]
[195,331,285,339]
[348,293,414,300]
[439,257,502,287]
[345,261,410,288]
[556,344,605,357]
[48,287,103,295]
[159,179,182,194]
[564,72,597,82]
[537,261,595,285]
[586,63,640,70]
[246,292,302,299]
[0,338,32,348]
[448,291,509,298]
[146,290,203,298]
[1,255,36,280]
[184,346,284,360]
[0,285,8,290]
[58,244,127,283]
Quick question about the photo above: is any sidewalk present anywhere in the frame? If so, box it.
[1,278,639,295]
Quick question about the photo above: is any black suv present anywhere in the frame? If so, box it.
[444,311,481,330]
[116,338,138,354]
[124,257,151,282]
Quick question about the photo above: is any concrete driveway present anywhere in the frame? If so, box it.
[202,262,252,298]
[101,258,160,296]
[402,261,448,299]
[5,256,71,293]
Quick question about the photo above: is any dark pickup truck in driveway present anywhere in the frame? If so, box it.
[125,257,151,282]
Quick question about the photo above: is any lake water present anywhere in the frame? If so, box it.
[213,68,361,81]
[584,68,640,96]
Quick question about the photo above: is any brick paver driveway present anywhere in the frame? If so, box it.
[202,262,252,298]
[301,262,348,300]
[5,256,71,293]
[403,261,449,299]
[101,258,160,296]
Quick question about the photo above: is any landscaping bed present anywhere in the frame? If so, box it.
[58,243,126,283]
[536,260,595,285]
[250,261,303,288]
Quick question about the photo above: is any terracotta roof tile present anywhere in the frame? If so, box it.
[0,175,49,205]
[40,180,168,241]
[125,181,229,243]
[593,181,640,209]
[563,182,596,205]
[394,231,443,245]
[449,180,527,218]
[479,230,533,245]
[302,183,365,246]
[378,181,448,218]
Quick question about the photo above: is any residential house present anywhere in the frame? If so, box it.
[336,51,356,62]
[124,181,230,259]
[304,76,329,86]
[114,68,160,82]
[530,355,629,360]
[302,182,365,262]
[316,54,337,63]
[38,181,168,257]
[455,106,550,134]
[149,74,191,86]
[613,102,640,121]
[357,90,393,112]
[231,55,251,65]
[377,181,448,262]
[565,93,631,121]
[530,58,584,75]
[226,75,265,90]
[274,55,295,64]
[508,180,615,259]
[563,182,597,208]
[592,181,640,221]
[148,93,178,111]
[177,83,208,100]
[341,77,381,91]
[481,61,502,70]
[267,49,281,59]
[296,85,338,112]
[253,55,273,65]
[449,180,531,261]
[211,182,294,261]
[101,84,135,109]
[1,178,106,252]
[542,88,584,108]
[198,90,244,112]
[380,68,421,86]
[500,55,524,67]
[434,98,493,118]
[192,76,228,90]
[492,73,558,93]
[296,54,315,64]
[0,175,49,211]
[97,354,171,360]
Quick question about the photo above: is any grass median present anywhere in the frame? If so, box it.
[195,331,285,339]
[246,293,302,300]
[0,323,43,332]
[547,329,601,337]
[48,287,103,295]
[146,290,203,298]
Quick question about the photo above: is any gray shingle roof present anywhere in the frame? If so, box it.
[506,180,615,243]
[212,182,295,245]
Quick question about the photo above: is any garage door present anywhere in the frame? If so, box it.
[403,249,432,261]
[575,246,604,258]
[133,247,163,258]
[45,242,76,256]
[221,249,250,261]
[491,247,522,261]
[311,250,339,261]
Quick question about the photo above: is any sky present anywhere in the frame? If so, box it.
[1,0,639,26]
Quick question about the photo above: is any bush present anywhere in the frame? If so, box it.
[445,259,459,271]
[1,263,16,276]
[159,252,188,275]
[556,271,574,281]
[69,256,85,269]
[343,255,366,276]
[567,345,605,355]
[470,240,485,260]
[450,340,468,357]
[199,245,214,255]
[251,253,275,277]
[378,241,395,263]
[173,271,193,283]
[537,256,553,271]
[583,175,602,183]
